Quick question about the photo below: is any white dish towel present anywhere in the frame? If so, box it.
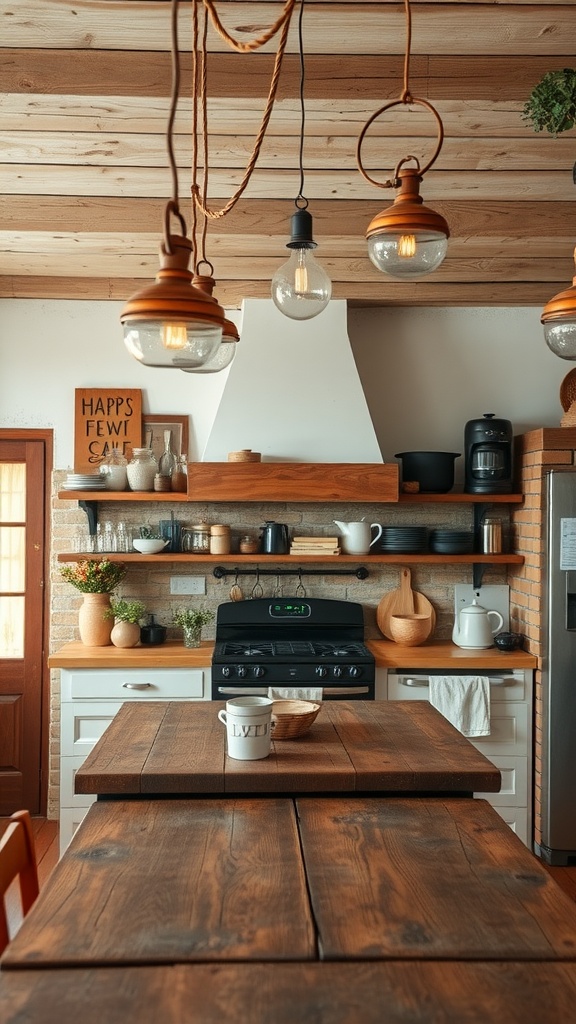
[428,676,491,737]
[267,686,323,701]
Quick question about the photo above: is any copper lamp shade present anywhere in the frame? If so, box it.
[366,168,449,278]
[542,250,576,359]
[121,235,224,368]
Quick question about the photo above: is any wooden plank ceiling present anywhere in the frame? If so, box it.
[1,0,576,307]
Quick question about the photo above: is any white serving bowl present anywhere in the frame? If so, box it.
[133,538,168,554]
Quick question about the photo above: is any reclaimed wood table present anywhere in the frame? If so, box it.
[3,795,576,970]
[3,961,576,1024]
[74,699,502,798]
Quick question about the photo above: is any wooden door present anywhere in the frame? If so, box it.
[0,436,49,814]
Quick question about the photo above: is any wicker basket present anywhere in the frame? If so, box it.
[271,699,321,740]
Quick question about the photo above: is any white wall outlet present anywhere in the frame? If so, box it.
[170,576,206,595]
[454,584,510,631]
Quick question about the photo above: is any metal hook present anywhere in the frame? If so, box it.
[273,574,283,598]
[251,568,264,599]
[295,571,306,598]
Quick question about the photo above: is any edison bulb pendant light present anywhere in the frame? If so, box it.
[272,208,332,321]
[366,168,449,279]
[121,235,224,368]
[542,249,576,359]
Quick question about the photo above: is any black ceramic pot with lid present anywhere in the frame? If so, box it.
[464,413,513,494]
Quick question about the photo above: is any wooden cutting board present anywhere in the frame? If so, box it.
[376,568,436,640]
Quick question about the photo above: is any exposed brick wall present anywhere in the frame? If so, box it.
[508,428,576,847]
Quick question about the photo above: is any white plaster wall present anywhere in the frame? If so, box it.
[0,299,568,475]
[348,305,567,490]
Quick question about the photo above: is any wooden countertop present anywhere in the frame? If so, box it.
[74,700,501,797]
[48,639,537,671]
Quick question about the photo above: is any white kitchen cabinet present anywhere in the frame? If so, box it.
[59,666,208,854]
[383,668,533,847]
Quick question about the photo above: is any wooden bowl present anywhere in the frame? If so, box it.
[389,613,432,646]
[271,700,321,739]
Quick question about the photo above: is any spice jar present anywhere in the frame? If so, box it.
[126,448,158,492]
[210,524,231,555]
[99,448,128,491]
[171,455,188,493]
[188,521,211,554]
[239,535,259,554]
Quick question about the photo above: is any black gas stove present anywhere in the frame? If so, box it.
[211,597,375,700]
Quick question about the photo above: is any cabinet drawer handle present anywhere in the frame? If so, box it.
[122,682,152,690]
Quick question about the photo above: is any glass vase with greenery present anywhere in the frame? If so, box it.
[172,607,214,648]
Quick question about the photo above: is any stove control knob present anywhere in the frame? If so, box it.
[252,666,265,679]
[236,666,248,678]
[348,665,361,678]
[315,666,328,679]
[333,665,344,678]
[221,666,232,678]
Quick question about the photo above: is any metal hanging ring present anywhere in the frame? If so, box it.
[195,258,215,277]
[356,96,444,191]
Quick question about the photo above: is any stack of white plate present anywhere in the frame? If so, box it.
[62,473,107,491]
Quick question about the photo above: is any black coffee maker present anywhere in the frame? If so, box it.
[464,413,513,494]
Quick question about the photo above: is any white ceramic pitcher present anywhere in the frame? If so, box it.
[452,599,504,649]
[333,520,383,555]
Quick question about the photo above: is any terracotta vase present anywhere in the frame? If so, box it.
[78,593,113,647]
[110,620,141,649]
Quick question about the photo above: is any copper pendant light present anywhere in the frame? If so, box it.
[542,249,576,359]
[356,0,449,278]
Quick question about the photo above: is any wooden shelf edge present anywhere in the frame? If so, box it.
[398,492,524,504]
[58,491,189,501]
[56,552,525,565]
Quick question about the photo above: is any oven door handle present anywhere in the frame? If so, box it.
[400,676,504,688]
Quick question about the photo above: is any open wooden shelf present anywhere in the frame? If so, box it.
[57,552,524,566]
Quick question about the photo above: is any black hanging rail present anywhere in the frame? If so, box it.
[213,565,369,580]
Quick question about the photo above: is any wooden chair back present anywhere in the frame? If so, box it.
[0,810,40,953]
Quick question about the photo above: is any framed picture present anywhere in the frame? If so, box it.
[142,414,189,463]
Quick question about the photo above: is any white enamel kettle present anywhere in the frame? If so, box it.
[452,599,504,649]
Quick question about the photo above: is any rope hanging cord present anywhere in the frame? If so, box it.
[356,0,444,190]
[192,0,297,221]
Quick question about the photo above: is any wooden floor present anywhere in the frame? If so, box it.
[2,817,576,943]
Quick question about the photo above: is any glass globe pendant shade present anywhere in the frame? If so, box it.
[120,235,224,368]
[271,209,332,321]
[182,319,239,374]
[542,253,576,359]
[366,168,449,279]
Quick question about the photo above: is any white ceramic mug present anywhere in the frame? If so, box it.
[217,696,274,760]
[339,522,383,555]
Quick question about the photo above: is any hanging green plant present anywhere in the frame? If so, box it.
[523,68,576,136]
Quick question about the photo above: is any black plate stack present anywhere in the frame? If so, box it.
[429,529,474,554]
[380,526,428,554]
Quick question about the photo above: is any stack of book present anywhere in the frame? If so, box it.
[289,536,341,556]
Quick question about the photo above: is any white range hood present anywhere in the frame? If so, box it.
[202,298,382,463]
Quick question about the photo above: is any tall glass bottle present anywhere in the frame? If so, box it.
[158,430,177,482]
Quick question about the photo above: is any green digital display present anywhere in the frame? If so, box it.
[270,602,311,618]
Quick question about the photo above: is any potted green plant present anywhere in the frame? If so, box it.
[523,68,576,136]
[60,559,127,646]
[105,597,147,649]
[172,607,214,648]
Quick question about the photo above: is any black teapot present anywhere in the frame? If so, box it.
[260,521,290,555]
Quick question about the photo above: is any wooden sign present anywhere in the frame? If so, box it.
[74,389,142,472]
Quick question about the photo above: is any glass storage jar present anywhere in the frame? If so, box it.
[188,521,211,554]
[126,448,158,491]
[99,448,128,491]
[171,455,188,493]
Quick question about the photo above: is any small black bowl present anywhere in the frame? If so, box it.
[493,632,523,652]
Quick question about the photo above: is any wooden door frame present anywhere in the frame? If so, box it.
[0,428,53,814]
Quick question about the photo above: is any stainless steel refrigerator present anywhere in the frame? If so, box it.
[539,468,576,864]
